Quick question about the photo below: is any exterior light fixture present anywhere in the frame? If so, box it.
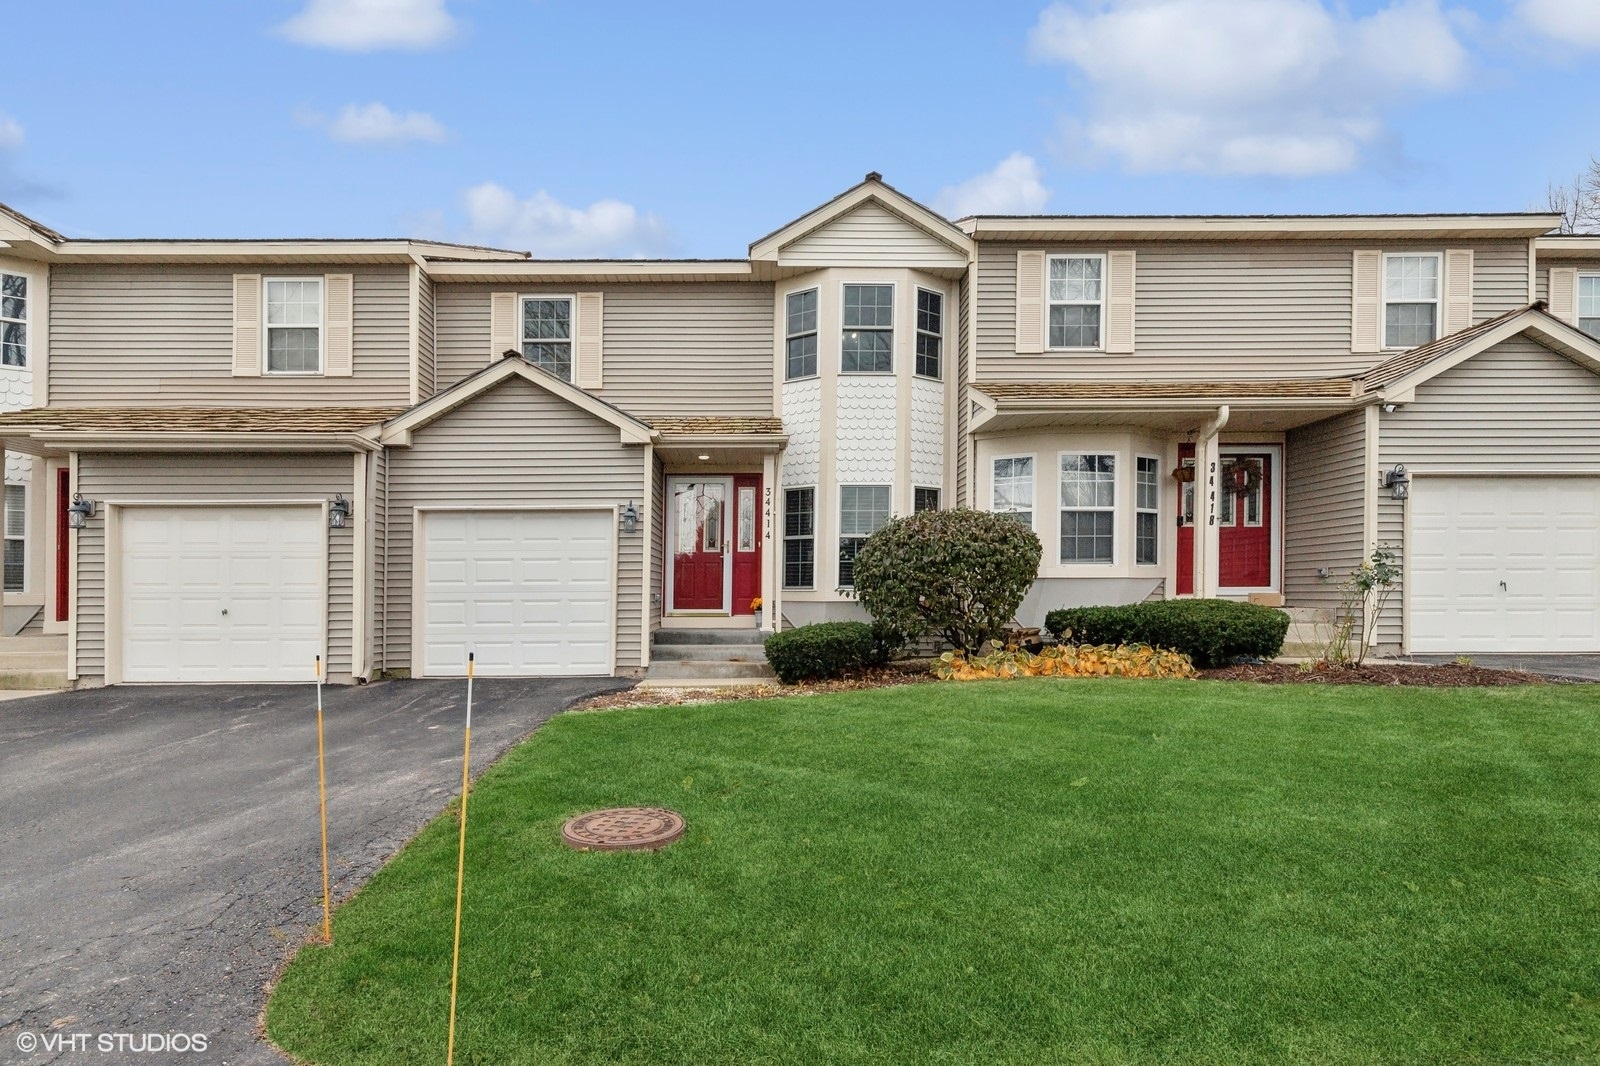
[697,453,711,461]
[328,494,352,529]
[67,494,95,530]
[1382,464,1410,500]
[621,501,639,534]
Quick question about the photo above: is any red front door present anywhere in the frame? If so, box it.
[1177,447,1274,593]
[55,468,70,622]
[671,479,728,611]
[730,474,762,615]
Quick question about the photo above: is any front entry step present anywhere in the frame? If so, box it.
[0,634,70,689]
[644,627,776,687]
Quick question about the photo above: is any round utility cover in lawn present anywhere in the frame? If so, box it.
[562,807,685,851]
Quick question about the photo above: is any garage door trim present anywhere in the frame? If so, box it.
[1403,471,1600,654]
[105,498,331,685]
[412,505,619,679]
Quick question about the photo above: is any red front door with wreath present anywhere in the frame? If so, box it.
[1176,447,1274,593]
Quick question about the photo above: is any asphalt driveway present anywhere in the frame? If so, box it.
[0,676,628,1065]
[1408,653,1600,681]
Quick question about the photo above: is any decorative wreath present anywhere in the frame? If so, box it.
[1222,458,1264,496]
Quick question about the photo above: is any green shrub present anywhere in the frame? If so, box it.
[764,621,879,685]
[850,509,1043,654]
[1045,599,1290,668]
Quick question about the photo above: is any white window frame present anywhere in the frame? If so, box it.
[1135,455,1160,567]
[0,269,30,369]
[991,454,1036,530]
[913,485,941,513]
[785,287,819,381]
[1046,253,1106,352]
[1059,452,1117,566]
[1381,252,1441,351]
[4,482,23,593]
[518,293,577,382]
[837,483,892,589]
[840,281,895,375]
[1579,273,1600,340]
[914,286,944,380]
[782,485,816,591]
[262,276,326,376]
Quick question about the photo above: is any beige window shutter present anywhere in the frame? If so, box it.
[1351,250,1382,353]
[1105,250,1136,353]
[232,274,262,377]
[1442,250,1473,335]
[1549,267,1578,323]
[1015,250,1045,354]
[324,273,354,376]
[489,291,519,362]
[575,291,603,388]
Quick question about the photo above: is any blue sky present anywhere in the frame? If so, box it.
[1,0,1597,257]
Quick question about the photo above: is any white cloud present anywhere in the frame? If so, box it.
[304,103,447,144]
[0,116,22,152]
[933,153,1051,217]
[461,183,670,258]
[1517,0,1600,48]
[1029,0,1470,176]
[277,0,456,51]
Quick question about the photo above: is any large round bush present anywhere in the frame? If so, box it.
[851,509,1042,654]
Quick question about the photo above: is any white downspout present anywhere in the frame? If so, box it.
[1194,405,1230,599]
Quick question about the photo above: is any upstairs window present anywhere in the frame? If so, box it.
[785,288,818,379]
[1383,254,1439,349]
[265,278,323,374]
[914,486,941,512]
[838,484,891,587]
[1047,255,1103,349]
[521,297,574,381]
[915,289,943,378]
[1580,275,1600,339]
[992,456,1034,528]
[1135,456,1159,566]
[842,284,893,373]
[1,273,27,367]
[1060,453,1116,564]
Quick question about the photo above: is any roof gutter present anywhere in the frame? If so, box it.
[3,431,384,454]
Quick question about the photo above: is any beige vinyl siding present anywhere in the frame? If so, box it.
[1535,258,1600,303]
[431,281,775,418]
[955,273,972,506]
[976,239,1534,381]
[417,271,437,399]
[1374,333,1600,644]
[73,452,356,681]
[49,264,411,405]
[781,201,967,269]
[383,375,646,673]
[1283,410,1367,611]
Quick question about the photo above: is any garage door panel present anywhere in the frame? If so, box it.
[422,510,613,677]
[1410,478,1600,653]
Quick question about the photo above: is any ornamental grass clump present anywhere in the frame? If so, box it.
[933,641,1196,681]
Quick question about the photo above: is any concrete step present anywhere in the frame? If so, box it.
[651,643,768,663]
[0,670,69,690]
[644,660,777,681]
[0,651,71,671]
[654,628,770,647]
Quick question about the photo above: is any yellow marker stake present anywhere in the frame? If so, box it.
[315,655,332,944]
[446,651,474,1066]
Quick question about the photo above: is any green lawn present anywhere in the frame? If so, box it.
[266,680,1600,1065]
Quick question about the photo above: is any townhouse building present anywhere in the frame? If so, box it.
[0,173,1596,686]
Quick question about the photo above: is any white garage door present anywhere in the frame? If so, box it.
[421,510,612,677]
[1409,478,1600,653]
[121,506,325,683]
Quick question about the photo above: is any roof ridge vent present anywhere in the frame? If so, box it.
[865,171,883,183]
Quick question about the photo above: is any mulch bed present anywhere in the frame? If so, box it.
[570,660,937,712]
[1200,661,1561,686]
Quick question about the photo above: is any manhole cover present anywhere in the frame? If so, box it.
[561,807,685,851]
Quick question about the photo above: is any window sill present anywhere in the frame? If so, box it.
[838,370,895,377]
[783,374,820,384]
[1045,347,1105,354]
[263,370,327,377]
[913,373,943,383]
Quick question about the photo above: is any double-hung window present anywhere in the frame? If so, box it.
[914,486,941,513]
[915,288,943,378]
[265,278,323,374]
[1579,275,1600,340]
[783,487,815,589]
[838,484,891,587]
[3,484,22,591]
[842,284,893,373]
[992,456,1034,528]
[1047,255,1103,349]
[1135,456,1159,566]
[521,297,574,381]
[1383,254,1440,349]
[1,272,27,367]
[1060,454,1115,564]
[786,289,818,379]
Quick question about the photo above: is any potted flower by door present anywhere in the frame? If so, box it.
[750,597,762,626]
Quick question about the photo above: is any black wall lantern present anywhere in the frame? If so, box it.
[621,501,639,534]
[67,494,95,530]
[1382,464,1410,501]
[328,494,352,529]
